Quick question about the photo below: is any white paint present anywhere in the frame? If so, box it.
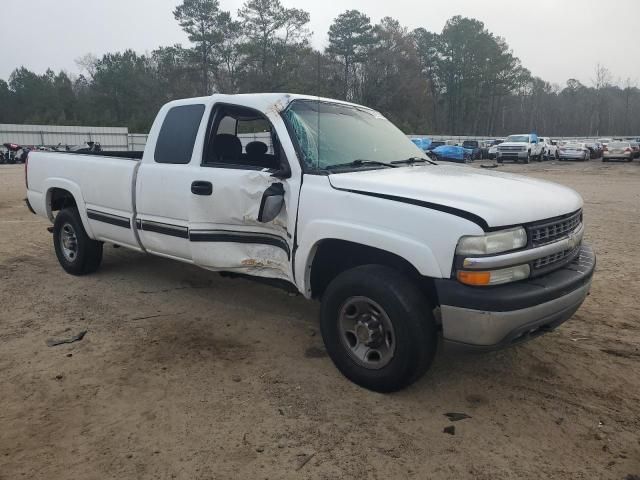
[27,92,584,298]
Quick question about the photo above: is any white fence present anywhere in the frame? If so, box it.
[0,124,133,151]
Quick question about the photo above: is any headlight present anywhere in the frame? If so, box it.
[456,227,527,256]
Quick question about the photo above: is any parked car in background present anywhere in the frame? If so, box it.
[628,141,640,159]
[410,137,431,152]
[461,140,483,160]
[603,141,634,162]
[497,134,544,163]
[538,137,558,160]
[487,139,503,160]
[432,145,471,163]
[25,92,596,392]
[584,142,603,159]
[558,142,591,161]
[597,138,613,148]
[479,140,492,159]
[426,140,446,152]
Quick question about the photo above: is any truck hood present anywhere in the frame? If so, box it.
[328,165,583,229]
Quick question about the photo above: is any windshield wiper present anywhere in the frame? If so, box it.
[326,159,398,170]
[391,156,437,166]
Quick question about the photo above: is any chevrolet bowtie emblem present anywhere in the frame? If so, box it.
[567,232,579,249]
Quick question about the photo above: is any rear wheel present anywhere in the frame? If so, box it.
[320,265,437,393]
[53,208,103,275]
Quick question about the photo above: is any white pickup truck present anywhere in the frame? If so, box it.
[25,93,595,392]
[497,133,545,163]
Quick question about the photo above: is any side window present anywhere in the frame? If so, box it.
[203,105,281,170]
[154,104,205,164]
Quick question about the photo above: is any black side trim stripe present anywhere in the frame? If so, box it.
[189,230,291,258]
[87,209,131,229]
[140,220,189,239]
[334,188,490,231]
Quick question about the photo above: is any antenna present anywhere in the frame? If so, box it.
[317,51,321,168]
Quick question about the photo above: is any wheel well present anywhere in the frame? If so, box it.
[309,239,438,305]
[49,188,77,212]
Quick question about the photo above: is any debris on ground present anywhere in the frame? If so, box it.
[46,330,87,347]
[443,426,455,435]
[444,412,472,422]
[296,452,316,471]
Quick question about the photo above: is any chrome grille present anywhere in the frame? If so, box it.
[533,245,580,269]
[499,145,524,152]
[529,210,582,247]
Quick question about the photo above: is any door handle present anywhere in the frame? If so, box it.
[191,181,213,196]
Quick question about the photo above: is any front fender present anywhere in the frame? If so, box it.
[295,220,444,296]
[43,178,95,238]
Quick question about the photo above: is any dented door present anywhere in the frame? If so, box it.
[188,167,293,280]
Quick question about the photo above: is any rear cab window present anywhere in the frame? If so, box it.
[154,104,206,164]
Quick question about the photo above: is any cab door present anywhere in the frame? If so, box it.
[135,102,207,262]
[187,102,295,281]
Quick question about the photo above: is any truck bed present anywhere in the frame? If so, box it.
[27,150,139,243]
[52,150,144,160]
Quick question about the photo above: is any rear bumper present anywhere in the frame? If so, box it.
[435,244,595,350]
[559,153,587,159]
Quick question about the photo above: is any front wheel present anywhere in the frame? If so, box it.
[53,208,103,275]
[320,265,437,393]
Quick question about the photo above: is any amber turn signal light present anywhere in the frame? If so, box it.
[457,270,491,286]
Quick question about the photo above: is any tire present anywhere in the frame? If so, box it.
[53,207,103,275]
[524,152,531,164]
[320,265,437,393]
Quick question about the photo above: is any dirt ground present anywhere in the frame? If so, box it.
[0,159,639,480]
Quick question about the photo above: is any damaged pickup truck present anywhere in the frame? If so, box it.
[25,94,595,392]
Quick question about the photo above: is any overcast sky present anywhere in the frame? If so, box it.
[1,0,638,87]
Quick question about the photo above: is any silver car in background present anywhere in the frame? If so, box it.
[558,142,591,161]
[603,141,634,162]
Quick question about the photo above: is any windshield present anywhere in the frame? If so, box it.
[505,135,530,143]
[283,100,427,170]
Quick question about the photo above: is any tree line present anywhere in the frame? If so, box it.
[0,0,638,137]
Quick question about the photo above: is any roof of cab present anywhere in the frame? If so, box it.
[165,93,377,115]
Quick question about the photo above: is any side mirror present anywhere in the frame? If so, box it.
[258,183,285,223]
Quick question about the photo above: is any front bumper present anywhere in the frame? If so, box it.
[435,244,595,350]
[497,151,528,160]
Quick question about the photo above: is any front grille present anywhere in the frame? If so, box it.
[533,245,580,269]
[529,210,582,247]
[499,146,524,152]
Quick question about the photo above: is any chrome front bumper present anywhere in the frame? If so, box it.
[435,244,595,350]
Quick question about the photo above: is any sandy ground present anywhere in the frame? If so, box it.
[0,159,639,480]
